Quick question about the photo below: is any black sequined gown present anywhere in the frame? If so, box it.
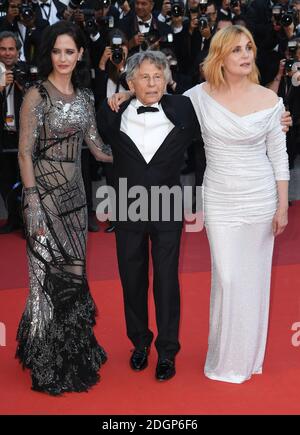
[16,81,110,395]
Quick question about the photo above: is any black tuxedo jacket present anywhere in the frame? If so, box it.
[97,94,201,232]
[34,0,67,24]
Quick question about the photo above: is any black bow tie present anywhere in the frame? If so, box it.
[138,21,150,28]
[137,106,159,114]
[41,2,50,7]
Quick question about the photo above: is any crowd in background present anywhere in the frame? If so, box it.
[0,0,300,233]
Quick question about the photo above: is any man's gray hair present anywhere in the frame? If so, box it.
[126,50,171,83]
[0,31,22,51]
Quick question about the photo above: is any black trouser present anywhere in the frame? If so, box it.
[115,227,182,360]
[0,132,21,225]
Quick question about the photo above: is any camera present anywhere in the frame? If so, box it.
[272,5,295,27]
[80,9,98,34]
[198,14,208,30]
[198,0,208,30]
[285,40,298,72]
[230,0,239,7]
[29,66,38,82]
[12,65,27,84]
[98,15,114,28]
[85,17,99,35]
[111,36,124,65]
[96,0,111,8]
[169,0,184,17]
[19,2,35,20]
[11,63,38,87]
[281,9,294,27]
[69,0,84,10]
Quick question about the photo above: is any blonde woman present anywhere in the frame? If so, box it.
[184,25,289,383]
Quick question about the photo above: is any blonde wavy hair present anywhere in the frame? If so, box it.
[203,25,260,89]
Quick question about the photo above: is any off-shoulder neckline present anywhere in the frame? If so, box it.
[199,82,282,119]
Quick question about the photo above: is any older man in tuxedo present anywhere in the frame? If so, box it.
[97,51,201,381]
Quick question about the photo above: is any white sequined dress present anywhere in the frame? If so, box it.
[184,83,290,383]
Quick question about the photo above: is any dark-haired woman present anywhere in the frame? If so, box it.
[16,21,112,395]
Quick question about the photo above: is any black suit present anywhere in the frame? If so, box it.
[97,95,201,358]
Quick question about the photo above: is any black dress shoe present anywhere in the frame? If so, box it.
[130,346,150,371]
[88,214,99,232]
[155,358,176,381]
[104,224,115,233]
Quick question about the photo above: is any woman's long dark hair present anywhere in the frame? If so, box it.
[38,21,90,89]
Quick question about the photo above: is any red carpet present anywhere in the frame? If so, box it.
[0,202,300,414]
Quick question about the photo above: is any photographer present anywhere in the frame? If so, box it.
[94,29,129,232]
[0,31,25,233]
[246,0,290,47]
[35,0,70,25]
[217,0,233,21]
[118,0,173,55]
[265,40,300,169]
[72,0,120,38]
[95,29,128,100]
[156,0,193,72]
[71,0,120,68]
[260,4,297,53]
[188,1,215,66]
[0,0,48,63]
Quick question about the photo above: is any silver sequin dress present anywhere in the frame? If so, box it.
[185,83,290,383]
[16,81,110,395]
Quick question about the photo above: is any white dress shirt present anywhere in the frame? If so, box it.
[137,16,152,34]
[120,98,174,164]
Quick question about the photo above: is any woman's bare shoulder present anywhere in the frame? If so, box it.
[252,84,279,105]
